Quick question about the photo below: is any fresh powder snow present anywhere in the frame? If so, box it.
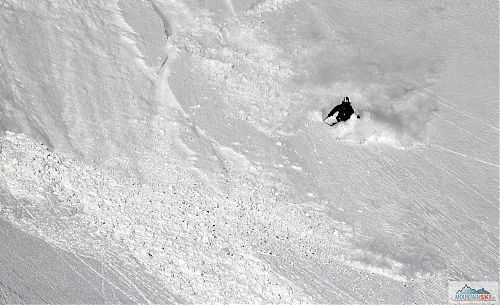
[0,0,498,303]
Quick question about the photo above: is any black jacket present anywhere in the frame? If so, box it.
[326,101,355,123]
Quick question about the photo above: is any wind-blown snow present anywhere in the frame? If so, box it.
[319,87,437,148]
[0,0,498,303]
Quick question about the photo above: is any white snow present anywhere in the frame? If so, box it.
[0,0,498,303]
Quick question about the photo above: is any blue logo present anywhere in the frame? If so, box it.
[452,284,495,302]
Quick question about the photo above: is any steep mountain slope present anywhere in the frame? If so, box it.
[0,0,498,303]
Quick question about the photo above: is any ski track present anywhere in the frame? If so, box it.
[0,0,498,303]
[431,143,499,168]
[0,129,412,302]
[422,88,499,132]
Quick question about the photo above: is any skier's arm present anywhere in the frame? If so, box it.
[327,105,341,118]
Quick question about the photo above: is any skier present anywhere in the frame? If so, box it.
[323,96,360,126]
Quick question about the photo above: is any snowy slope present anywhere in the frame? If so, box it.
[0,0,498,303]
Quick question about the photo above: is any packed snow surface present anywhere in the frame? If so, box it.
[0,0,498,303]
